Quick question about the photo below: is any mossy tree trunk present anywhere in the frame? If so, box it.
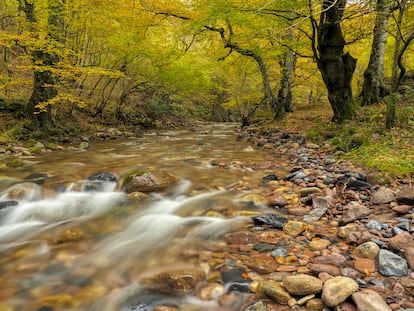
[310,0,357,122]
[19,0,64,127]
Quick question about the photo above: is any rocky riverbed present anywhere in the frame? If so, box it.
[0,123,413,311]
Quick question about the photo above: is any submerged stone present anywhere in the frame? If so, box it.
[251,214,288,229]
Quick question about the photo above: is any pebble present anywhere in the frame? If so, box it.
[283,274,322,295]
[312,254,347,266]
[404,247,414,270]
[377,249,408,277]
[306,298,325,310]
[393,205,412,214]
[354,257,376,274]
[339,202,371,225]
[253,280,292,304]
[388,231,414,250]
[283,220,305,236]
[225,231,260,245]
[303,207,328,223]
[309,238,331,250]
[299,187,320,197]
[321,276,359,307]
[353,241,380,259]
[352,289,392,311]
[372,187,395,205]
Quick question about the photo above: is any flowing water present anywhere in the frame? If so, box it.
[0,123,290,310]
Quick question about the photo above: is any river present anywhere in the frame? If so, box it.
[0,123,291,311]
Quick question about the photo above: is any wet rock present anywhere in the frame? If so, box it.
[310,264,340,275]
[197,282,225,300]
[303,207,328,223]
[339,202,371,225]
[253,243,276,252]
[321,276,359,307]
[312,196,335,209]
[352,289,392,311]
[263,174,278,181]
[0,200,18,210]
[241,194,268,206]
[353,241,380,259]
[225,231,260,245]
[122,170,177,193]
[354,258,376,274]
[1,182,46,202]
[221,268,251,293]
[246,255,278,274]
[299,187,320,197]
[284,171,308,181]
[377,249,408,277]
[88,172,117,182]
[122,303,151,311]
[388,231,414,250]
[337,224,358,239]
[309,238,331,250]
[372,188,395,205]
[312,254,347,266]
[283,274,322,295]
[271,248,288,258]
[243,301,268,311]
[404,247,414,270]
[253,280,292,304]
[24,173,49,185]
[306,298,325,310]
[251,214,287,229]
[267,194,288,207]
[346,179,372,190]
[393,205,412,214]
[283,220,305,236]
[140,268,205,294]
[396,187,414,205]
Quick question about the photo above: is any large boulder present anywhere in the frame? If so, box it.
[122,169,177,193]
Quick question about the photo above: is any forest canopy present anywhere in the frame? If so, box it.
[0,0,413,128]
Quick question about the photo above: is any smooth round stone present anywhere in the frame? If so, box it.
[309,238,331,250]
[255,280,292,304]
[283,220,305,236]
[322,276,359,307]
[352,289,392,311]
[353,241,380,259]
[306,298,325,310]
[283,274,322,295]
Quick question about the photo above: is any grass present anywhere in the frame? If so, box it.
[259,96,414,180]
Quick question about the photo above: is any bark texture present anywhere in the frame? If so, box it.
[315,0,357,122]
[360,0,391,105]
[278,27,296,113]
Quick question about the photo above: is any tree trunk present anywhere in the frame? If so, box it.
[315,0,357,122]
[360,0,391,105]
[19,0,64,126]
[278,27,296,113]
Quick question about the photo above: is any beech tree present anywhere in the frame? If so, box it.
[18,0,65,126]
[309,0,357,122]
[359,0,391,105]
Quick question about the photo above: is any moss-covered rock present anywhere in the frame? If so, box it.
[121,169,177,193]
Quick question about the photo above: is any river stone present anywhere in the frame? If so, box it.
[221,268,251,293]
[339,202,371,225]
[197,282,225,300]
[0,200,18,210]
[267,194,288,207]
[309,238,331,250]
[246,255,278,274]
[306,298,325,310]
[283,220,305,236]
[299,187,321,197]
[354,258,376,274]
[393,205,412,214]
[283,274,322,295]
[346,179,372,190]
[372,188,395,205]
[396,187,414,205]
[255,280,292,304]
[312,196,335,209]
[140,268,205,294]
[321,276,359,307]
[122,170,177,193]
[404,247,414,271]
[377,249,408,277]
[352,289,392,311]
[88,172,117,182]
[251,214,288,229]
[243,301,268,311]
[353,241,380,259]
[311,254,347,266]
[303,207,328,223]
[225,231,260,245]
[388,231,414,250]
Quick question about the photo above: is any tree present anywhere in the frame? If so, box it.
[309,0,357,122]
[18,0,65,126]
[359,0,391,105]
